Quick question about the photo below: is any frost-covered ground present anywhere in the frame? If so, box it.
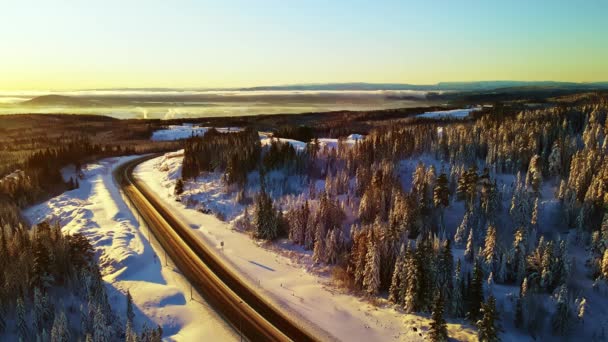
[136,153,479,341]
[23,157,236,341]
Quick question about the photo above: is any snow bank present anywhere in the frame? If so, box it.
[24,156,236,341]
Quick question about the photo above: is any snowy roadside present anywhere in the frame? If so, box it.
[23,156,237,341]
[135,154,479,342]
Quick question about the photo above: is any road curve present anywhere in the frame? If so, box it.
[115,154,319,342]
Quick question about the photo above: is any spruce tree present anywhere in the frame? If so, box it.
[429,294,449,342]
[433,173,450,233]
[0,304,5,333]
[552,285,572,336]
[50,311,70,342]
[363,240,380,296]
[465,229,475,262]
[482,225,497,274]
[16,297,28,341]
[468,261,484,322]
[438,239,454,303]
[126,290,135,324]
[451,259,464,318]
[388,249,405,304]
[477,296,500,342]
[403,248,418,313]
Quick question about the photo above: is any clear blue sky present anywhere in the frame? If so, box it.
[1,0,606,89]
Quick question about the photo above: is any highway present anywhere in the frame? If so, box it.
[114,155,319,342]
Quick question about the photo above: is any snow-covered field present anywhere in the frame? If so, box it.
[151,125,242,141]
[416,107,481,119]
[135,153,478,341]
[23,157,236,341]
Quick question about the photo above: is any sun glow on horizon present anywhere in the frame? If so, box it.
[1,0,607,91]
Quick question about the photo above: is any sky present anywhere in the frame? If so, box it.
[1,0,607,90]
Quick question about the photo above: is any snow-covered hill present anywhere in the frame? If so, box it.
[24,157,236,341]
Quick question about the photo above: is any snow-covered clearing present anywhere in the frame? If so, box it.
[416,107,481,119]
[151,124,242,141]
[136,153,478,341]
[24,156,236,341]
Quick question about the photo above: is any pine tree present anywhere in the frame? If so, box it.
[477,296,500,342]
[452,259,464,318]
[93,305,109,342]
[126,290,135,324]
[552,285,572,336]
[577,297,586,324]
[0,304,5,333]
[438,239,454,304]
[363,240,381,296]
[312,227,326,265]
[50,311,70,342]
[468,261,484,322]
[482,225,497,273]
[433,173,450,233]
[388,247,405,304]
[602,249,608,279]
[548,141,562,178]
[429,294,449,342]
[527,154,542,194]
[465,229,475,262]
[34,287,48,334]
[403,248,418,313]
[454,211,470,248]
[126,320,138,342]
[16,297,28,341]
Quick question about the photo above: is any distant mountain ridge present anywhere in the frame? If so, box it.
[239,81,608,92]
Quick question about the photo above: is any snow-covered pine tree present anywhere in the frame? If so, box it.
[16,296,28,341]
[433,173,450,234]
[496,252,507,283]
[515,277,529,329]
[0,303,4,333]
[50,311,70,342]
[362,240,381,296]
[602,249,608,279]
[468,261,484,322]
[429,294,449,342]
[527,154,542,194]
[482,225,498,274]
[388,246,405,304]
[126,290,135,324]
[451,259,464,318]
[438,239,454,304]
[477,296,500,342]
[548,141,562,178]
[454,211,470,247]
[552,285,572,336]
[486,272,494,296]
[93,304,109,342]
[126,319,137,342]
[577,297,587,324]
[403,248,418,313]
[465,229,475,262]
[325,229,339,265]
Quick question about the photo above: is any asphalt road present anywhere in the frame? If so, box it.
[115,155,319,342]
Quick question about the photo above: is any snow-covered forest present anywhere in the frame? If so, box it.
[170,98,608,341]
